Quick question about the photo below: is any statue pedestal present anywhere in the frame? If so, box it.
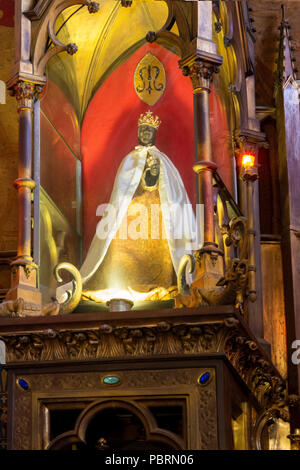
[5,264,42,316]
[193,251,224,289]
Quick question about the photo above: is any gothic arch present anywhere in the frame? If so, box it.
[47,398,184,450]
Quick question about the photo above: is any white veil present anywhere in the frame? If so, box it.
[57,145,198,300]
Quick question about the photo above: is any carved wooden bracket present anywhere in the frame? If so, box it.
[223,327,286,409]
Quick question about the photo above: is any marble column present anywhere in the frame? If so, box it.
[5,80,42,315]
[180,56,223,288]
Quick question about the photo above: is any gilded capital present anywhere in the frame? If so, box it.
[10,81,43,110]
[181,59,219,92]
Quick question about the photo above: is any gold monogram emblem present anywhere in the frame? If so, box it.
[134,53,166,106]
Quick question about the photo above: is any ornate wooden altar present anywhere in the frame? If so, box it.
[0,0,299,451]
[0,307,287,449]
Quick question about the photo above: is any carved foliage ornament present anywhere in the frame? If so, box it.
[223,328,286,409]
[0,322,223,363]
[0,320,286,409]
[252,394,300,450]
[10,81,43,109]
[181,59,220,91]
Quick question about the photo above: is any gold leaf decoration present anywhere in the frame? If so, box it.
[134,53,166,106]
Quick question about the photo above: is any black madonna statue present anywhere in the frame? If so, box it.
[57,111,197,305]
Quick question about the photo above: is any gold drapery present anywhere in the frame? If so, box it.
[83,179,177,297]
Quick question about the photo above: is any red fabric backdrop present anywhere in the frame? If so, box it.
[81,43,230,254]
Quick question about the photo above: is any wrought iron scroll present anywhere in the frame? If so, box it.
[177,171,251,310]
[213,173,249,309]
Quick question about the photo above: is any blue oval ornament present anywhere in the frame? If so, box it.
[199,371,211,385]
[103,375,120,385]
[17,378,30,391]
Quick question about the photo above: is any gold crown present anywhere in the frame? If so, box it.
[138,110,161,130]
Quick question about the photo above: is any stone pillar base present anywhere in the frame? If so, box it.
[5,264,42,316]
[193,250,224,289]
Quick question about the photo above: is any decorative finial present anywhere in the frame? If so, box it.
[281,3,286,23]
